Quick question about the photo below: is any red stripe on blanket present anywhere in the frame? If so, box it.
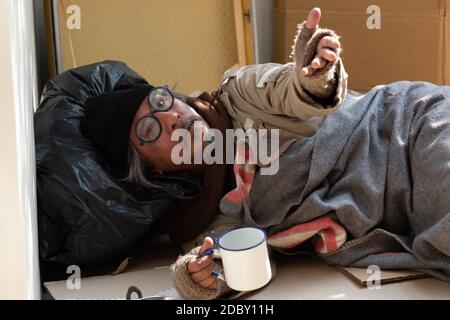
[269,216,344,240]
[268,215,347,254]
[322,228,338,252]
[315,237,324,253]
[223,186,250,204]
[235,167,255,184]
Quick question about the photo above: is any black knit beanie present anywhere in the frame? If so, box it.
[84,84,153,175]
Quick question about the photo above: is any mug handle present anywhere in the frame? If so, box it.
[212,248,221,260]
[211,249,227,281]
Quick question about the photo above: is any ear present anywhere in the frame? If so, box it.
[197,92,215,105]
[187,96,210,110]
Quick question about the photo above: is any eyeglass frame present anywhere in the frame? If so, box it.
[134,86,175,146]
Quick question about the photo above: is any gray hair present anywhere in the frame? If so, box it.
[123,143,158,188]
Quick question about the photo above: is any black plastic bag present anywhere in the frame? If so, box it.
[35,61,201,265]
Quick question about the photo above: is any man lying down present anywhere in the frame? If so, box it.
[84,8,450,299]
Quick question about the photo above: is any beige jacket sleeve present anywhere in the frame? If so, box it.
[219,21,348,124]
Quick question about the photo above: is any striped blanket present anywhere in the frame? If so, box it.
[220,83,450,282]
[220,141,347,255]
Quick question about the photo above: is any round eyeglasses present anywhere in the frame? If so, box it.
[135,87,174,145]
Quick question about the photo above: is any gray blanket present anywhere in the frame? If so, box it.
[229,81,450,282]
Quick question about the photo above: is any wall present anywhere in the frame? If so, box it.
[251,0,274,63]
[0,0,41,299]
[57,0,239,94]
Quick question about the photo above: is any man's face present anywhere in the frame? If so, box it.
[129,95,210,173]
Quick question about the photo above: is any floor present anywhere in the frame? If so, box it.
[244,254,450,300]
[43,237,450,300]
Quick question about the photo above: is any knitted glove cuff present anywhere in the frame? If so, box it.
[170,246,232,300]
[291,21,341,99]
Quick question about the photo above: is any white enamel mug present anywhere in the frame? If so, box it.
[215,227,272,292]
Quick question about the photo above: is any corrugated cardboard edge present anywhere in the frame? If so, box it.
[44,283,71,300]
[111,257,131,276]
[274,0,450,89]
[337,266,429,288]
[444,0,449,84]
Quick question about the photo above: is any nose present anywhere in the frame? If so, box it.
[155,111,180,134]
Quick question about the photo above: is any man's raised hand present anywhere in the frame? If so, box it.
[301,8,341,77]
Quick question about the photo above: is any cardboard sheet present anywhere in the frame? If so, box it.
[43,235,448,300]
[45,265,174,300]
[337,267,429,287]
[274,0,450,92]
[44,253,437,300]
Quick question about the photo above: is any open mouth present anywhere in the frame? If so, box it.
[181,115,204,134]
[187,119,195,132]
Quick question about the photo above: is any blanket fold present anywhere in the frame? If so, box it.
[222,82,450,282]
